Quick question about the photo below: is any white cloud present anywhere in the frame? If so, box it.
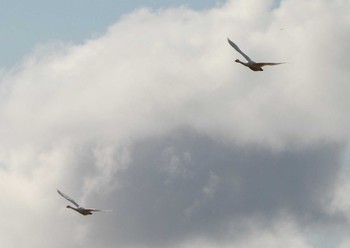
[0,0,350,247]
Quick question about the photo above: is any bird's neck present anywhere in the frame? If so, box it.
[68,206,82,213]
[236,59,248,66]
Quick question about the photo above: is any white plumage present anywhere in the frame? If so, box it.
[57,189,111,216]
[227,38,284,71]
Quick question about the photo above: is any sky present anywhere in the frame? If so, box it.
[0,0,350,247]
[0,0,226,68]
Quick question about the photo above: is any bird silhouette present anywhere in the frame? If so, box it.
[57,189,111,216]
[227,38,284,71]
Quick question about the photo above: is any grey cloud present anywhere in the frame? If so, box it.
[87,128,345,247]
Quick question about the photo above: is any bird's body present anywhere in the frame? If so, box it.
[227,38,283,71]
[57,189,111,216]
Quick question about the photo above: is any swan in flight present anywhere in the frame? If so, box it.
[227,38,284,71]
[57,189,111,216]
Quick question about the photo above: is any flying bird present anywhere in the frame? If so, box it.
[57,189,111,216]
[227,38,284,71]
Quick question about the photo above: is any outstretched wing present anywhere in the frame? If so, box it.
[57,189,80,208]
[255,62,284,67]
[227,38,252,62]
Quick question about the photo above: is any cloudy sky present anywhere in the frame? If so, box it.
[1,0,350,247]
